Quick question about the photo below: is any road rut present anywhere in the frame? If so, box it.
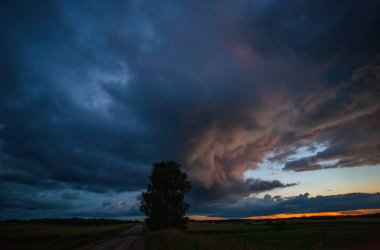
[78,225,145,250]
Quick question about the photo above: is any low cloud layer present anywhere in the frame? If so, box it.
[196,192,380,218]
[0,0,380,218]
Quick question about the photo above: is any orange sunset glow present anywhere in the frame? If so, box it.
[190,208,380,221]
[189,215,227,221]
[244,209,380,220]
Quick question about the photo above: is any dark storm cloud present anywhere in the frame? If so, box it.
[0,1,154,193]
[0,183,77,211]
[61,192,80,200]
[242,0,380,74]
[0,0,380,218]
[283,107,380,172]
[0,182,141,220]
[190,178,297,208]
[248,179,297,193]
[203,193,380,218]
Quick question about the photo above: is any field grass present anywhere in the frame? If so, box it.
[0,221,132,250]
[146,219,380,250]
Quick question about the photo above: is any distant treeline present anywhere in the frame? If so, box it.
[292,213,380,220]
[190,213,380,223]
[0,218,140,225]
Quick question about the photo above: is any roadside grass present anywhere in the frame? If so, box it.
[146,220,380,250]
[0,222,132,250]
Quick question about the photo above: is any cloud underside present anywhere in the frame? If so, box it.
[3,184,379,220]
[191,178,297,206]
[0,0,380,218]
[196,192,380,218]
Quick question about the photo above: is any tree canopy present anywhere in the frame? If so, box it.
[140,161,191,230]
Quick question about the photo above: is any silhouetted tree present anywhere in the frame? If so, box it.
[140,161,191,230]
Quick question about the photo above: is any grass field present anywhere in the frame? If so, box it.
[2,218,379,249]
[0,221,132,250]
[146,219,380,250]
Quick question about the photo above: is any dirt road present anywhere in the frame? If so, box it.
[78,225,145,250]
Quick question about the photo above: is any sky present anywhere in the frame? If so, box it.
[1,0,380,220]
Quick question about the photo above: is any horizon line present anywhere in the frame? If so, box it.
[189,208,380,221]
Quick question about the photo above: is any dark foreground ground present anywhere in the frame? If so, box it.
[78,224,144,250]
[1,218,380,250]
[0,220,133,250]
[147,218,380,250]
